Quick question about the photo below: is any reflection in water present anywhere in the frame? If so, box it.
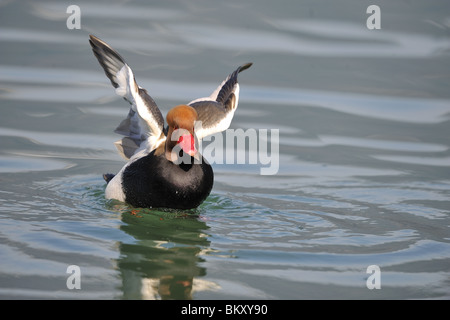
[114,207,218,299]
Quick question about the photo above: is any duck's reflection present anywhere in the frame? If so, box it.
[115,208,218,299]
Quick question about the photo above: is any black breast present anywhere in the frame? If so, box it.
[121,151,214,209]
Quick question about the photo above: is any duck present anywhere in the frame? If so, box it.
[89,35,252,209]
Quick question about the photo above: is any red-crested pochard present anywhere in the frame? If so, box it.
[89,35,252,209]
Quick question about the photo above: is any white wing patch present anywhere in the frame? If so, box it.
[112,64,164,156]
[189,84,240,141]
[114,65,131,97]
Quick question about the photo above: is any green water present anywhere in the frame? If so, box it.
[1,0,450,299]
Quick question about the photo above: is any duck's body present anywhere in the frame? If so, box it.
[110,150,213,209]
[89,35,251,209]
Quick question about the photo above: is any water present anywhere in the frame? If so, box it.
[1,0,450,299]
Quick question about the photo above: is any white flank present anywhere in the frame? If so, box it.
[105,172,126,202]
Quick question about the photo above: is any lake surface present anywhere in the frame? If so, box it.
[1,0,450,299]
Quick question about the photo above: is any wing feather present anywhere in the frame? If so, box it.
[89,35,165,159]
[188,63,252,140]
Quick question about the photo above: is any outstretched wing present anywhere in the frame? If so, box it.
[188,63,252,140]
[89,35,165,159]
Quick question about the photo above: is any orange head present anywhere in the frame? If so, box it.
[165,105,199,161]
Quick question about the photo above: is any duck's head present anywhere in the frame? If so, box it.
[165,104,199,163]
